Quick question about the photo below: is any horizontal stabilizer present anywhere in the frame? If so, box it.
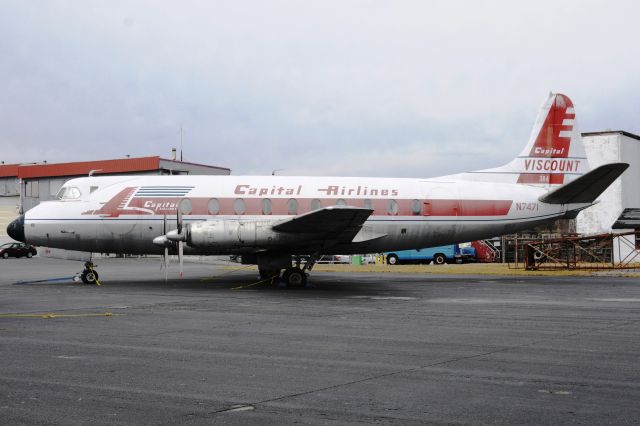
[272,205,373,234]
[539,163,628,204]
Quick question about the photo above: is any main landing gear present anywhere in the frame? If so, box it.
[257,254,318,288]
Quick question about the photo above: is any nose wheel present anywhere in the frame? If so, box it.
[79,261,100,285]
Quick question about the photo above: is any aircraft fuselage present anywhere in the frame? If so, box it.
[20,174,573,255]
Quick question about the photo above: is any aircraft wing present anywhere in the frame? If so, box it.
[272,205,374,244]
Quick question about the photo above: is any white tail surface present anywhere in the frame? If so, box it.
[463,93,589,186]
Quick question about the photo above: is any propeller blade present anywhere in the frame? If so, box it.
[164,246,168,281]
[178,241,184,279]
[177,208,183,235]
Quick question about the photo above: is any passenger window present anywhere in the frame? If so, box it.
[310,199,322,211]
[363,199,373,210]
[262,198,272,215]
[336,199,347,206]
[412,199,421,215]
[388,199,398,215]
[287,198,298,215]
[234,198,246,215]
[179,198,192,214]
[208,198,220,215]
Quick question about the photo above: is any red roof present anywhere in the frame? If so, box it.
[17,156,161,179]
[0,164,20,178]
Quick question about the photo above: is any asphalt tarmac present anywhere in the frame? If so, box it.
[1,257,640,425]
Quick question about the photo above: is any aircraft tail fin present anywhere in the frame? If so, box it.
[539,162,628,204]
[467,93,590,186]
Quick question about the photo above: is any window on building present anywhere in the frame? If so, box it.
[26,181,40,198]
[49,179,64,197]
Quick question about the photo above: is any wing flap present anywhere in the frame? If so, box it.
[539,163,629,204]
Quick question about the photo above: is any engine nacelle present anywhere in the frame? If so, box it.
[186,220,293,248]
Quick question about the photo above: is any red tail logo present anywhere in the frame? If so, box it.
[518,94,576,184]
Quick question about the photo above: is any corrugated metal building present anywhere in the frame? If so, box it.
[577,131,640,235]
[17,156,230,213]
[0,163,20,196]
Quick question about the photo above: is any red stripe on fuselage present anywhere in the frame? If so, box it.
[517,173,565,185]
[93,196,513,217]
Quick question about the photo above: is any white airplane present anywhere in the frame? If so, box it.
[7,93,628,286]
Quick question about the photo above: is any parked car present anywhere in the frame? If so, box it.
[0,242,37,259]
[385,244,476,265]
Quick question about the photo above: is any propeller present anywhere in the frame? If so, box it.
[163,208,185,279]
[153,212,187,280]
[163,214,168,281]
[152,214,171,281]
[177,208,184,279]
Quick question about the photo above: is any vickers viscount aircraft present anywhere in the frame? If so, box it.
[7,93,628,286]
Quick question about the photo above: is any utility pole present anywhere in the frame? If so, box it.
[179,125,183,161]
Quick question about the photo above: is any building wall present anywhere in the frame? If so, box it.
[0,177,19,196]
[577,133,639,234]
[158,159,230,175]
[0,195,20,244]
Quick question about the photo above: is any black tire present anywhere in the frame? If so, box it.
[433,254,446,265]
[387,254,399,265]
[2,252,8,259]
[81,270,99,284]
[282,267,307,287]
[26,252,33,258]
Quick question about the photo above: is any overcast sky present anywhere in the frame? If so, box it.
[1,1,639,177]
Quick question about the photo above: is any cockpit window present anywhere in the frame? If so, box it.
[56,186,82,200]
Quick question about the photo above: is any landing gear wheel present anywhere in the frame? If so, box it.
[259,269,281,281]
[282,267,307,287]
[81,270,99,284]
[387,254,399,265]
[434,254,446,265]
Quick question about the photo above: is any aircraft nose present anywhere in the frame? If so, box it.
[7,215,25,243]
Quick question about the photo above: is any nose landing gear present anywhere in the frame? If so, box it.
[79,261,100,285]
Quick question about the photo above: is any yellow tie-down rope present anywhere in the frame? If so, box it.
[87,263,101,286]
[231,274,280,290]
